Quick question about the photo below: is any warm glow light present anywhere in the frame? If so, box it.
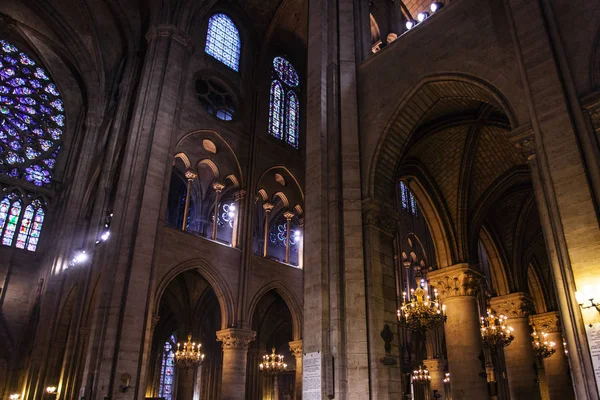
[576,291,586,305]
[46,386,57,394]
[10,395,20,400]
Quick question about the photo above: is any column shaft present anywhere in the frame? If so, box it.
[503,317,541,400]
[289,340,303,400]
[543,331,574,400]
[216,328,255,400]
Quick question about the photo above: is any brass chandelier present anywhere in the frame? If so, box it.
[398,279,446,331]
[480,309,514,348]
[531,328,556,359]
[411,365,431,384]
[259,347,287,376]
[175,334,205,368]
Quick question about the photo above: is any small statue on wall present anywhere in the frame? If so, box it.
[380,324,397,366]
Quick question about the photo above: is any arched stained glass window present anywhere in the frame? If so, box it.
[205,14,241,71]
[286,92,299,148]
[2,199,21,246]
[0,39,64,187]
[399,181,418,216]
[15,199,44,251]
[159,334,176,400]
[0,197,9,231]
[268,81,284,140]
[268,57,300,148]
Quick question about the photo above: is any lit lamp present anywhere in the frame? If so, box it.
[46,386,57,395]
[480,309,514,348]
[575,287,600,313]
[411,365,431,384]
[10,394,20,400]
[531,328,556,359]
[259,347,288,400]
[174,334,205,369]
[398,279,447,331]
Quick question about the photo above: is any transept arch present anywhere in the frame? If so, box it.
[154,258,235,330]
[247,281,302,341]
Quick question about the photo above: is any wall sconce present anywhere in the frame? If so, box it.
[576,287,600,313]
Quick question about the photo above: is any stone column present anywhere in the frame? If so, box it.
[428,264,488,400]
[216,328,256,400]
[490,292,541,400]
[211,182,225,240]
[182,170,197,231]
[289,340,303,400]
[530,312,575,400]
[262,202,274,257]
[423,358,446,399]
[231,190,245,248]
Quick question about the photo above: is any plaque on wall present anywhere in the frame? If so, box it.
[586,323,600,392]
[303,351,322,400]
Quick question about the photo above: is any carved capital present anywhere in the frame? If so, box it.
[427,264,484,300]
[289,339,303,359]
[362,199,399,236]
[490,292,534,319]
[283,211,295,221]
[213,182,225,193]
[184,170,198,181]
[263,202,275,213]
[529,311,561,333]
[216,328,256,350]
[145,24,194,50]
[234,190,247,202]
[508,125,536,161]
[422,358,447,373]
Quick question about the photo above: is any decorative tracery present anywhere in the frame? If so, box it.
[0,39,64,187]
[0,192,46,251]
[268,57,300,148]
[205,14,241,71]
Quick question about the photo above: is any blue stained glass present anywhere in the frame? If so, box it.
[286,91,299,148]
[273,57,299,87]
[2,200,21,246]
[0,39,64,187]
[0,40,18,53]
[268,81,284,139]
[205,14,241,71]
[19,54,35,66]
[159,334,176,400]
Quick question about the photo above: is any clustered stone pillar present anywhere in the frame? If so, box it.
[262,202,274,257]
[490,293,541,400]
[182,170,197,231]
[428,264,488,400]
[284,211,294,263]
[211,182,225,240]
[216,328,256,400]
[289,339,303,400]
[530,312,575,400]
[231,190,245,247]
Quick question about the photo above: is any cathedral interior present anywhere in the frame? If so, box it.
[0,0,599,399]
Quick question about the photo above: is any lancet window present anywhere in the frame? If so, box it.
[268,57,300,148]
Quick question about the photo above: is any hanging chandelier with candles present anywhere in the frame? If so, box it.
[480,309,514,348]
[411,365,431,384]
[259,347,287,376]
[398,279,447,331]
[175,334,205,369]
[531,328,556,359]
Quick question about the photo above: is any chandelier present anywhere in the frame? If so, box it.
[531,328,556,359]
[411,365,431,384]
[259,347,287,376]
[480,309,514,348]
[175,334,205,368]
[398,279,446,331]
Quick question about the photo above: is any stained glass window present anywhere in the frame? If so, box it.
[0,197,9,232]
[0,39,64,187]
[2,198,21,246]
[205,14,241,71]
[15,199,44,251]
[399,181,418,216]
[159,334,176,400]
[268,81,284,140]
[286,92,299,148]
[268,57,300,148]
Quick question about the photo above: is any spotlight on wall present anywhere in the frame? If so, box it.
[430,2,444,12]
[417,12,430,22]
[46,386,57,395]
[576,287,600,314]
[9,394,20,400]
[405,20,417,30]
[70,250,88,267]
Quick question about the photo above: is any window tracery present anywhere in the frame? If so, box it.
[0,39,64,187]
[0,192,46,251]
[399,181,418,216]
[268,57,300,148]
[205,14,241,71]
